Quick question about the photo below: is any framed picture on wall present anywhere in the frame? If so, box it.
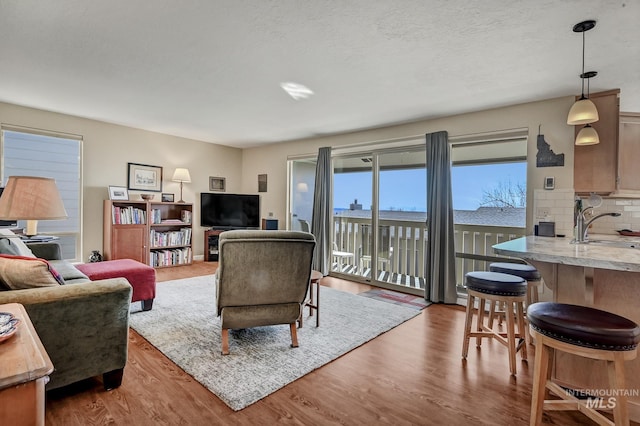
[108,185,129,200]
[209,176,226,192]
[128,163,163,192]
[258,174,267,192]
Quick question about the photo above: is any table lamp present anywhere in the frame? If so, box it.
[172,168,191,203]
[0,176,68,236]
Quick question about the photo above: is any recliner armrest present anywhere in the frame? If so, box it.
[26,241,63,260]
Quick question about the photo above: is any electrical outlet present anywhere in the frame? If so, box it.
[536,207,550,218]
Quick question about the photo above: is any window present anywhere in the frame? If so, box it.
[1,128,82,261]
[451,136,527,228]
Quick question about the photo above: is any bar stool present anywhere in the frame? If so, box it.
[528,302,640,426]
[489,262,542,307]
[488,262,542,343]
[462,271,528,375]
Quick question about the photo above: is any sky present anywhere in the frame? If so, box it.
[333,162,527,211]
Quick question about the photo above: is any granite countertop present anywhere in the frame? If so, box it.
[492,234,640,272]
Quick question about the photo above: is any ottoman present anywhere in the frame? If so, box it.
[76,259,156,311]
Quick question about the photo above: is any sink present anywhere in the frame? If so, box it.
[583,240,640,249]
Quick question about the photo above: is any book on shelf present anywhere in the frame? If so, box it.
[112,205,146,224]
[160,219,184,224]
[150,228,192,247]
[149,247,192,267]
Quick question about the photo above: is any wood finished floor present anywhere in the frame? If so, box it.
[44,261,622,425]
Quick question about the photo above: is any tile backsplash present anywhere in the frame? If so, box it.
[533,190,640,237]
[533,189,575,237]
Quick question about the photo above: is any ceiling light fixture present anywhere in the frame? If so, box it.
[567,20,599,126]
[575,123,600,146]
[575,70,600,146]
[280,82,314,100]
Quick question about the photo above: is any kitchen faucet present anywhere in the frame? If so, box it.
[574,206,622,243]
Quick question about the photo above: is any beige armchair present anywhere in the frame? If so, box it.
[214,230,316,355]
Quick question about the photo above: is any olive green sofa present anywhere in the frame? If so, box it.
[0,235,131,391]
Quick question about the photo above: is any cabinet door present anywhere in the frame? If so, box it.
[573,89,620,194]
[111,225,148,264]
[617,113,640,192]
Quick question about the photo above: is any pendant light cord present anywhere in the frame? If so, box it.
[580,30,586,98]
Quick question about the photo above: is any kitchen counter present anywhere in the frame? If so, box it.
[492,233,640,272]
[493,233,640,421]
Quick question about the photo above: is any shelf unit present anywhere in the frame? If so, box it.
[104,200,193,268]
[204,229,222,261]
[148,202,193,268]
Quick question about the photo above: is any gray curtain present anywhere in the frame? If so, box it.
[311,147,331,275]
[425,131,457,303]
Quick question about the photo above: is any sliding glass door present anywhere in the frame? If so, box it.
[375,150,427,293]
[332,155,372,278]
[289,158,316,232]
[331,148,427,295]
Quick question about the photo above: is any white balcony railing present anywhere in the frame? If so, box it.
[332,216,526,289]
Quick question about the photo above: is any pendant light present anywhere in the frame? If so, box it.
[575,124,599,145]
[575,71,600,145]
[567,20,599,125]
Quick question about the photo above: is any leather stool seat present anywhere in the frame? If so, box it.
[489,262,541,281]
[529,302,640,425]
[465,271,526,296]
[462,271,528,375]
[528,302,640,351]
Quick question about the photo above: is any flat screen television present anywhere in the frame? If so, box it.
[200,193,260,229]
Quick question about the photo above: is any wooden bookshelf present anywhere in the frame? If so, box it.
[104,200,193,268]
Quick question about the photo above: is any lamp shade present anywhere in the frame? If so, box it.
[0,176,68,220]
[172,168,191,183]
[575,124,600,146]
[567,98,599,125]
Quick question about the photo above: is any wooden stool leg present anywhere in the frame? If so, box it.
[530,334,551,426]
[516,301,527,360]
[476,297,486,347]
[462,294,475,358]
[608,352,631,426]
[488,300,497,329]
[505,300,517,375]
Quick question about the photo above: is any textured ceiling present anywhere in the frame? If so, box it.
[0,1,638,148]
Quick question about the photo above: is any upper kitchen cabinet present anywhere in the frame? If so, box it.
[573,89,620,195]
[616,112,640,194]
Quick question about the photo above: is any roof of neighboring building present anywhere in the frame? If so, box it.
[335,207,525,228]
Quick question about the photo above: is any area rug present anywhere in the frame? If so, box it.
[129,275,420,411]
[358,288,431,310]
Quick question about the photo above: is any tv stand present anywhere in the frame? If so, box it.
[204,229,223,261]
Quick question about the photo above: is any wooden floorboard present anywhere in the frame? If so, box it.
[44,261,626,425]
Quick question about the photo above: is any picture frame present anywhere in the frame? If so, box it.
[209,176,226,192]
[258,174,268,193]
[108,185,129,201]
[544,176,555,190]
[128,162,163,192]
[161,193,174,202]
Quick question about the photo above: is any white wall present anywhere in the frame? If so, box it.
[242,95,577,231]
[0,101,243,261]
